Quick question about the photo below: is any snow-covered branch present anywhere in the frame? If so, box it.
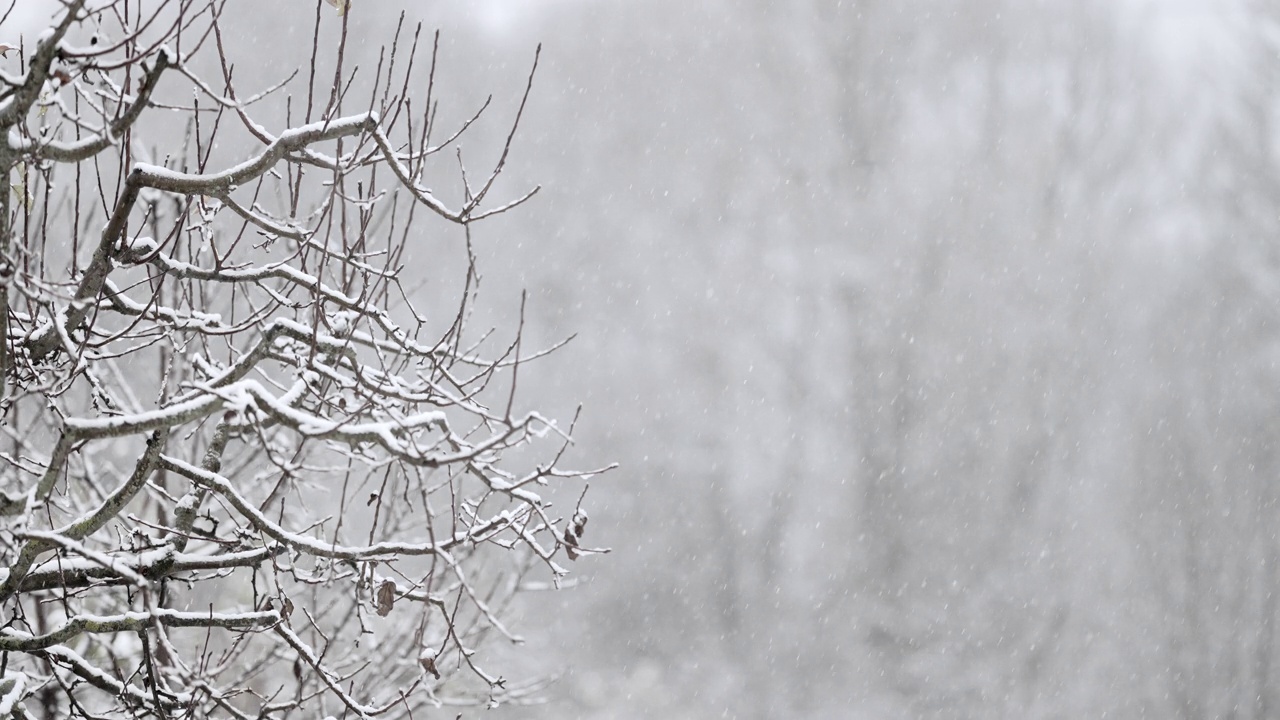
[0,3,606,717]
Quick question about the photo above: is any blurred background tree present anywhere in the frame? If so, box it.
[419,1,1280,718]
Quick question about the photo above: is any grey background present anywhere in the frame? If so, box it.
[11,1,1280,718]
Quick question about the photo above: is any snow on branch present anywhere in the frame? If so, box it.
[0,608,279,653]
[0,3,607,717]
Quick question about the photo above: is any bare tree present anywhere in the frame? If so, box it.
[0,1,608,717]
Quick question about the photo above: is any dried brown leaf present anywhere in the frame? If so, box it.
[375,579,396,617]
[563,525,581,561]
[420,653,441,679]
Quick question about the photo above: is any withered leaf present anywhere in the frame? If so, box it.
[563,526,581,561]
[374,579,396,617]
[420,654,441,679]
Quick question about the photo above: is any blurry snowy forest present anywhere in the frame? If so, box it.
[11,0,1280,717]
